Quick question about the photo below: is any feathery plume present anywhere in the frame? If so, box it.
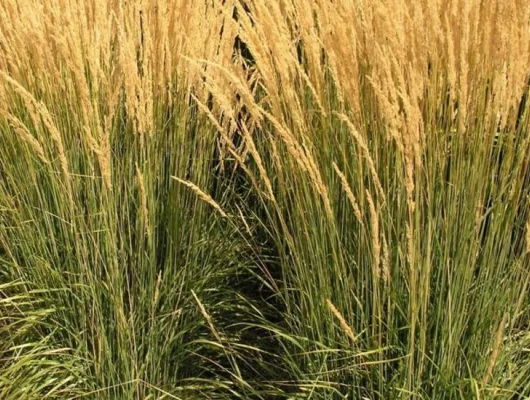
[326,299,357,343]
[7,115,49,165]
[136,164,151,239]
[333,162,363,226]
[171,176,228,218]
[482,313,508,385]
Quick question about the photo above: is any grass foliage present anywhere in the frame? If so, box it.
[1,0,530,398]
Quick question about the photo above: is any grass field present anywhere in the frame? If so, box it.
[1,0,530,398]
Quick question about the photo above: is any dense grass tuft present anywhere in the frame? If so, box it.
[1,0,530,398]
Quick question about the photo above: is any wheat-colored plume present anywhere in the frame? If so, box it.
[171,176,228,218]
[326,299,357,343]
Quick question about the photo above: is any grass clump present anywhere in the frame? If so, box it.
[2,0,530,399]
